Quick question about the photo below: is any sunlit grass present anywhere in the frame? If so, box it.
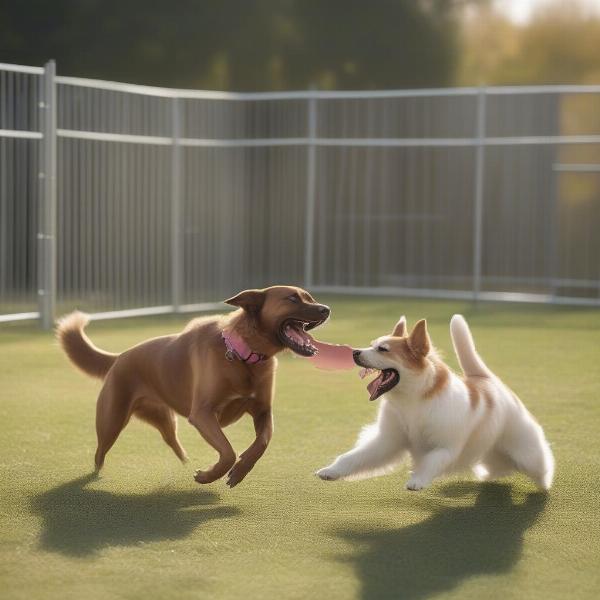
[1,297,599,600]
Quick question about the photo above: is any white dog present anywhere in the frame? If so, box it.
[316,315,554,491]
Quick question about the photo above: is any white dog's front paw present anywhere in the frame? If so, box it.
[316,466,341,481]
[405,477,428,491]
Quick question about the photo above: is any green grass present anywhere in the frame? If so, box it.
[1,296,599,600]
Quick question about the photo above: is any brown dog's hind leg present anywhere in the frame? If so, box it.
[94,380,133,471]
[133,398,188,463]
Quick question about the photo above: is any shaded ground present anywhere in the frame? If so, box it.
[336,482,547,600]
[33,473,239,557]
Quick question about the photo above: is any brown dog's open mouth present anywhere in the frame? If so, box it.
[359,367,400,400]
[279,319,324,357]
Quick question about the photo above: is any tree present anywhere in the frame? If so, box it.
[0,0,459,90]
[458,0,600,85]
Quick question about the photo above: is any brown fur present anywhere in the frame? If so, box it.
[423,361,450,399]
[465,379,480,408]
[388,320,494,410]
[464,376,494,409]
[385,319,433,371]
[386,338,427,370]
[392,317,407,337]
[383,320,450,400]
[56,285,329,488]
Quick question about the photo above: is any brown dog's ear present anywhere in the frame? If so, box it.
[224,289,265,313]
[407,319,430,356]
[392,316,407,337]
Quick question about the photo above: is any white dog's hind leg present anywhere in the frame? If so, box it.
[501,416,554,490]
[473,450,516,481]
[316,402,406,481]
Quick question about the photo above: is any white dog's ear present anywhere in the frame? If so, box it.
[392,316,407,337]
[408,319,430,356]
[224,289,265,313]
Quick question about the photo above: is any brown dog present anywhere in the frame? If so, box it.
[57,286,330,487]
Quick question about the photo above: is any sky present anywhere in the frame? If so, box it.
[495,0,600,23]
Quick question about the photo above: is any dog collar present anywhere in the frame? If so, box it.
[221,331,267,364]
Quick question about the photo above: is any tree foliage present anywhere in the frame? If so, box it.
[459,0,600,85]
[0,0,459,90]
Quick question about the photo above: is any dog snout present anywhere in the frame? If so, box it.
[353,350,362,365]
[317,304,331,318]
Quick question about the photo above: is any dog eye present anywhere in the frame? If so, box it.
[287,294,300,303]
[378,346,389,352]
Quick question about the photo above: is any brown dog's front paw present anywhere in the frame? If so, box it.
[194,469,218,484]
[226,460,252,488]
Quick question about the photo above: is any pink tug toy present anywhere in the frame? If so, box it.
[306,340,355,371]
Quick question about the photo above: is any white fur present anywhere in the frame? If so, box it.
[316,314,554,491]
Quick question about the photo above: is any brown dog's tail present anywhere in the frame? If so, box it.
[56,311,118,379]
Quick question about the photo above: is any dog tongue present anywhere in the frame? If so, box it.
[307,340,355,371]
[367,372,384,399]
[286,324,308,345]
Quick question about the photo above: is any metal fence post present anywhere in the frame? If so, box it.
[38,60,57,329]
[304,89,317,288]
[472,87,486,301]
[171,96,183,312]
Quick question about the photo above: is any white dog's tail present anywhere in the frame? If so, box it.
[450,314,491,378]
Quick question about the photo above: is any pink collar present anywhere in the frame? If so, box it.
[221,330,267,364]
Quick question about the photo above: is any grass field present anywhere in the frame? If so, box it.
[1,296,599,600]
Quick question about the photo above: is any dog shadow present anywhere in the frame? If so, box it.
[334,482,548,600]
[31,473,240,557]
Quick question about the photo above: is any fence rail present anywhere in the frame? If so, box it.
[1,61,599,328]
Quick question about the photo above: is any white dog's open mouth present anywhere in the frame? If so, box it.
[359,367,400,400]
